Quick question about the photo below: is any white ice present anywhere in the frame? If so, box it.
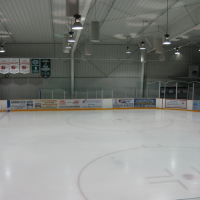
[0,109,200,200]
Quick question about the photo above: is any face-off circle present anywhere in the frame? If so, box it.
[78,146,200,200]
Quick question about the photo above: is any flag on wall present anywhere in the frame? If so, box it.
[41,59,51,79]
[9,58,19,74]
[0,58,9,74]
[20,58,30,74]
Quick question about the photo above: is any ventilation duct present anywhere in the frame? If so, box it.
[66,0,79,17]
[90,21,100,42]
[159,48,165,61]
[85,39,92,55]
[155,38,163,53]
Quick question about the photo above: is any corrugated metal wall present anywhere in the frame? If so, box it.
[75,44,141,78]
[145,47,200,78]
[1,44,199,79]
[0,44,71,78]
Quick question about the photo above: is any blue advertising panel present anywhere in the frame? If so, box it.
[134,99,156,107]
[193,101,200,110]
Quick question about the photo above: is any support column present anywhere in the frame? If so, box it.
[71,52,74,98]
[140,62,145,98]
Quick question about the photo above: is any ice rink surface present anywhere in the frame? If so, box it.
[0,109,200,200]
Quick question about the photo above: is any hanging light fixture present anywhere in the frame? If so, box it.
[140,21,146,50]
[0,35,5,53]
[72,14,83,30]
[68,31,75,42]
[175,47,180,54]
[65,42,71,49]
[126,46,131,53]
[0,45,5,53]
[90,0,100,42]
[163,0,171,45]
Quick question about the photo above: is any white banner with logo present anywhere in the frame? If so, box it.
[9,58,19,74]
[113,99,135,108]
[20,58,30,74]
[10,100,34,110]
[165,99,187,109]
[81,99,102,108]
[0,58,9,74]
[58,99,80,109]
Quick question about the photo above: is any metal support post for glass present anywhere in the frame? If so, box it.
[75,90,77,99]
[192,82,194,100]
[101,90,103,99]
[159,81,161,98]
[164,84,166,99]
[125,90,126,98]
[96,90,97,99]
[52,90,53,99]
[87,90,88,99]
[111,90,113,98]
[147,84,149,98]
[175,82,178,99]
[64,91,65,99]
[136,88,137,98]
[187,84,189,100]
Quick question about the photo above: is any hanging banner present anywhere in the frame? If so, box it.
[58,99,80,109]
[193,101,200,110]
[113,99,134,108]
[20,58,30,74]
[134,99,156,107]
[41,59,51,79]
[9,58,19,74]
[81,99,102,108]
[31,59,40,73]
[165,99,187,109]
[0,58,9,74]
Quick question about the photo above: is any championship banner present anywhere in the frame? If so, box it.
[9,58,19,74]
[0,58,9,74]
[20,58,30,74]
[41,59,51,79]
[113,99,134,108]
[31,59,40,73]
[10,100,34,110]
[81,99,102,108]
[193,101,200,110]
[134,99,156,107]
[41,99,57,109]
[58,99,80,109]
[165,99,187,109]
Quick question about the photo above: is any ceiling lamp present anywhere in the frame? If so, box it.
[163,0,171,45]
[126,46,131,53]
[140,21,146,50]
[163,34,171,45]
[0,45,5,53]
[67,31,75,42]
[140,41,146,50]
[72,14,83,30]
[65,42,71,49]
[175,47,180,54]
